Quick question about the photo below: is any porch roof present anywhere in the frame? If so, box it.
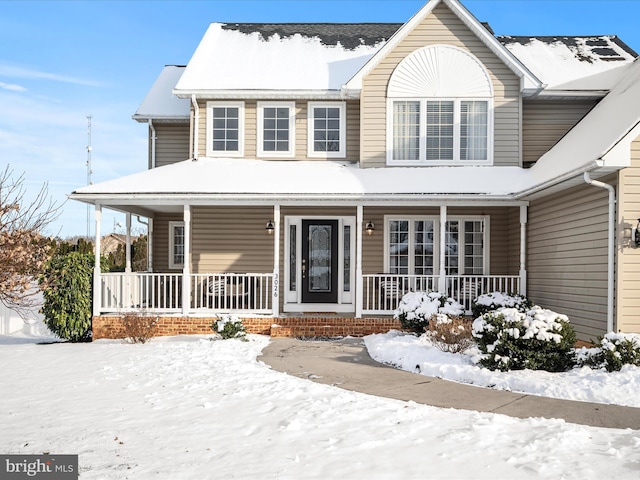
[70,158,530,203]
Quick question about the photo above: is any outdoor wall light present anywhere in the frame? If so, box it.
[266,220,275,235]
[365,221,375,236]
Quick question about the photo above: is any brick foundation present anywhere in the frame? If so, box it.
[92,315,401,340]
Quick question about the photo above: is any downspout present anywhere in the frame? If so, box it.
[191,95,199,159]
[149,119,157,169]
[583,172,615,333]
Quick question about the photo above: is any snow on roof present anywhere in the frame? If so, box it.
[173,23,397,93]
[500,36,637,91]
[72,158,529,199]
[133,66,190,121]
[526,57,640,191]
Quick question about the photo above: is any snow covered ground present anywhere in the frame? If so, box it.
[1,329,639,479]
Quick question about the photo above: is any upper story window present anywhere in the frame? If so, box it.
[257,102,295,157]
[206,101,244,157]
[308,102,346,158]
[387,45,493,166]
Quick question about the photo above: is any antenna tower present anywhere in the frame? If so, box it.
[86,115,93,239]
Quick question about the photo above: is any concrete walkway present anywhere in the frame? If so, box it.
[260,337,640,430]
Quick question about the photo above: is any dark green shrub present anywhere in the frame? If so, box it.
[472,292,532,318]
[577,333,640,372]
[472,306,576,372]
[394,291,464,334]
[40,252,95,342]
[211,314,247,340]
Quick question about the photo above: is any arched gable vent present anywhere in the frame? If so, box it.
[388,45,493,98]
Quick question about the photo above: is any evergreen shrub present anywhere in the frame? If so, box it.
[472,306,576,372]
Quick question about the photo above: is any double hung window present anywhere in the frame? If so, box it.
[206,101,244,157]
[308,102,346,158]
[257,102,295,157]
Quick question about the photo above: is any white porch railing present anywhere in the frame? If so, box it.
[362,274,521,315]
[98,272,274,314]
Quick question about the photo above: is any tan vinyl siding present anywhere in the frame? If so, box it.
[196,100,359,161]
[153,123,190,168]
[616,136,640,333]
[522,100,597,166]
[361,2,521,168]
[191,206,273,274]
[152,213,183,272]
[527,180,614,340]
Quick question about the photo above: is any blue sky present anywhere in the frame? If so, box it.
[2,0,640,238]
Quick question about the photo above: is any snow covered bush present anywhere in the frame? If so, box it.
[425,314,474,354]
[471,292,532,318]
[472,306,576,372]
[211,314,247,340]
[577,332,640,372]
[394,291,464,334]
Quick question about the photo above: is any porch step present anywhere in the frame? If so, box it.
[268,317,401,338]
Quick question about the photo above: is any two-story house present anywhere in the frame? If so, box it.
[71,0,640,341]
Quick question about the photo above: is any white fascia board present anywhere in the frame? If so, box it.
[173,89,347,100]
[70,192,523,206]
[601,120,640,167]
[343,0,542,93]
[532,90,609,99]
[132,114,190,123]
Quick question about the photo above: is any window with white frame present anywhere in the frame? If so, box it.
[257,102,295,157]
[307,102,346,158]
[206,101,244,157]
[387,45,493,165]
[385,217,486,276]
[169,221,185,269]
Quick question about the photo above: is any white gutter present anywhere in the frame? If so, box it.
[583,172,615,333]
[149,119,156,169]
[191,95,199,159]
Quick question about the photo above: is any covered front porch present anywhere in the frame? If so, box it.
[90,201,528,320]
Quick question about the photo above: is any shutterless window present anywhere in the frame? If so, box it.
[391,99,489,164]
[308,102,346,158]
[263,107,290,152]
[212,107,239,152]
[169,222,185,269]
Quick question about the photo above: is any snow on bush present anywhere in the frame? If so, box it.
[472,306,576,372]
[211,314,247,340]
[394,292,464,334]
[425,315,474,354]
[471,292,532,318]
[577,332,640,372]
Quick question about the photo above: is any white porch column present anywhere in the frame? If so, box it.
[125,212,132,273]
[356,205,363,318]
[93,204,102,317]
[272,204,280,317]
[147,218,153,272]
[181,204,191,316]
[439,205,447,294]
[519,205,528,296]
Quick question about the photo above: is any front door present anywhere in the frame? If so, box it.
[302,220,339,303]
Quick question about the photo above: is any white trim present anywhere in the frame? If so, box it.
[307,101,346,158]
[257,101,296,158]
[343,0,541,93]
[387,97,494,165]
[283,215,356,311]
[168,221,185,270]
[205,101,244,157]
